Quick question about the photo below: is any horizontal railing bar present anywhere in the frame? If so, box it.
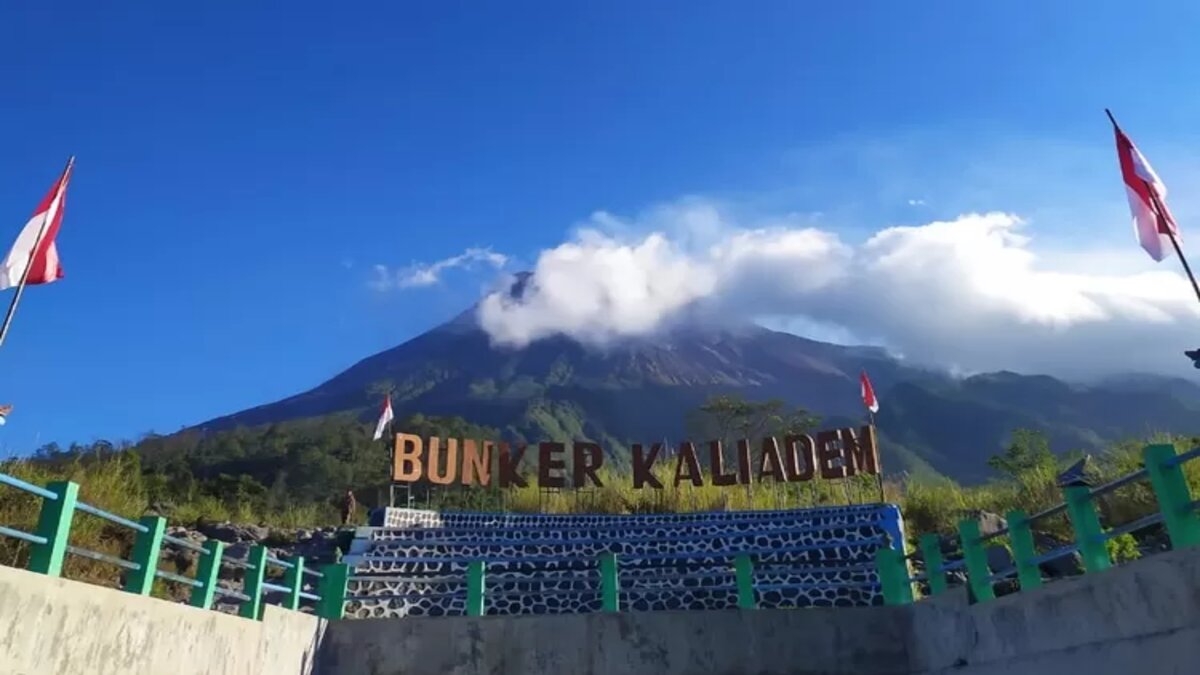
[266,556,294,569]
[1027,502,1068,524]
[1090,468,1149,499]
[155,569,202,588]
[348,562,878,587]
[1027,545,1078,568]
[298,591,321,601]
[162,534,208,555]
[1095,511,1164,543]
[303,568,324,578]
[987,567,1018,583]
[0,525,48,545]
[67,545,140,571]
[221,556,254,570]
[75,502,149,533]
[215,587,251,602]
[756,581,881,591]
[261,582,290,594]
[1164,447,1200,469]
[0,473,58,500]
[940,559,966,572]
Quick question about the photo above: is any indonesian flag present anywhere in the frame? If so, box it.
[860,370,879,414]
[1,158,74,290]
[372,395,394,441]
[1110,115,1178,261]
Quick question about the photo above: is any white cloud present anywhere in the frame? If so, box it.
[907,199,926,206]
[472,200,1200,378]
[370,248,508,291]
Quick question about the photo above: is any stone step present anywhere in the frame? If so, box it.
[371,504,891,530]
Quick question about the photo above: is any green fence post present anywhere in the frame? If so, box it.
[283,556,306,611]
[239,545,269,620]
[599,552,620,612]
[1064,486,1111,573]
[466,560,486,617]
[124,515,166,596]
[734,553,756,609]
[1144,444,1200,549]
[189,539,226,609]
[1005,509,1042,591]
[316,563,349,620]
[918,534,947,595]
[875,547,913,605]
[28,480,79,577]
[957,519,995,602]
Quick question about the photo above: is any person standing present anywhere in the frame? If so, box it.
[340,489,357,526]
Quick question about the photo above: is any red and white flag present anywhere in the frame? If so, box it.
[1110,116,1178,261]
[372,395,394,441]
[860,370,879,414]
[1,158,74,290]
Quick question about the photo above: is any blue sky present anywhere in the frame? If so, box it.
[2,2,1200,453]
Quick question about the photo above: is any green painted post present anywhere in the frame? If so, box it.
[283,556,305,611]
[734,553,756,609]
[918,534,946,595]
[189,539,226,609]
[28,481,79,577]
[1144,444,1200,549]
[599,552,620,612]
[239,545,269,620]
[1005,510,1042,591]
[124,515,167,595]
[875,547,913,605]
[1064,486,1111,573]
[466,560,486,617]
[316,563,349,620]
[957,519,995,602]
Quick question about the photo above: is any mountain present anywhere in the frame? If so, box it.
[197,276,1200,484]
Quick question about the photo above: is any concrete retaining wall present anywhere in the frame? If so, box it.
[6,543,1200,674]
[0,565,325,675]
[318,545,1200,675]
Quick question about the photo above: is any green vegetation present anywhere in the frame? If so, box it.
[3,394,1196,594]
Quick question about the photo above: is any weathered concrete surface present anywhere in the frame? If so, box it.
[320,545,1200,675]
[908,545,1200,674]
[0,565,325,675]
[318,604,916,675]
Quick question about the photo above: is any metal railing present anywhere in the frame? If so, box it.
[0,474,350,621]
[875,442,1200,605]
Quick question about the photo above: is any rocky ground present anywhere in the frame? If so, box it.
[906,509,1170,598]
[158,521,351,613]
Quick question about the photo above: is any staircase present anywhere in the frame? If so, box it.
[343,505,904,619]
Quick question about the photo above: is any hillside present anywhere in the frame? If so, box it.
[196,276,1200,484]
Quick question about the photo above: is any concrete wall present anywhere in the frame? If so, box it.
[319,545,1200,675]
[7,543,1200,675]
[318,604,915,675]
[0,565,325,675]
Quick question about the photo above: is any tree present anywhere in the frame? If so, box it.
[987,429,1055,479]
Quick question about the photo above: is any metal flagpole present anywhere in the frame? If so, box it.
[0,157,74,349]
[870,411,885,504]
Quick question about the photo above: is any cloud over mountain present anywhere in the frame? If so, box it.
[470,199,1200,378]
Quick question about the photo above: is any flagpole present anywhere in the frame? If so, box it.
[0,157,74,349]
[1105,109,1200,305]
[870,410,885,504]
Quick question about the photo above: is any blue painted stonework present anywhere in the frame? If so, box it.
[345,505,903,619]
